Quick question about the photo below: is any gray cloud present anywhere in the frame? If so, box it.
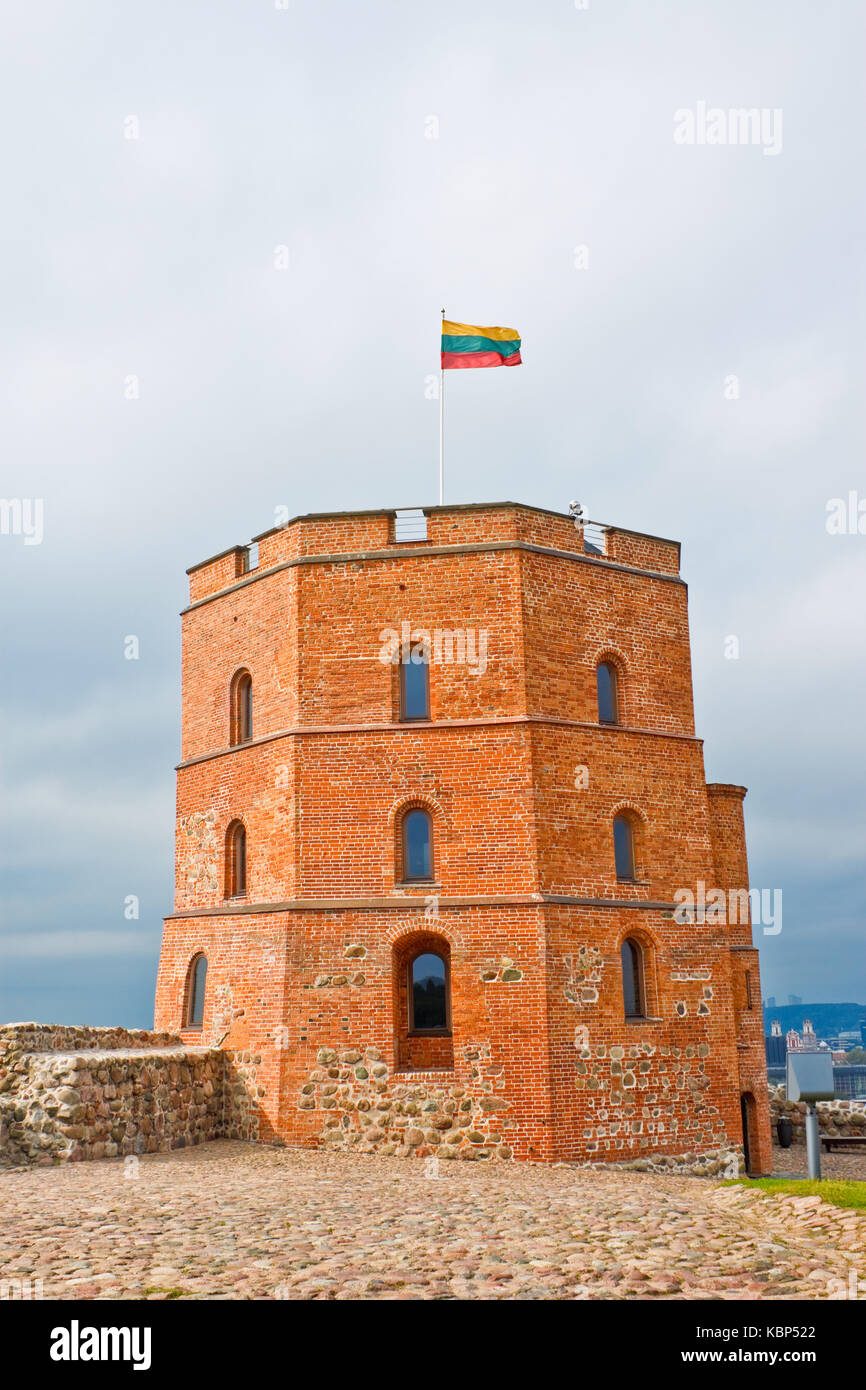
[1,0,863,1022]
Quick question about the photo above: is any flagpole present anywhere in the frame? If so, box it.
[439,307,445,505]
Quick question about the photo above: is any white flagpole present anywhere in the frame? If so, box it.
[439,307,445,505]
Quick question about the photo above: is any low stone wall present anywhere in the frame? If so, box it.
[0,1025,222,1166]
[769,1084,866,1142]
[0,1024,179,1054]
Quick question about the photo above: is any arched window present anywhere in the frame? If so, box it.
[409,951,449,1032]
[400,808,433,882]
[400,640,430,721]
[597,661,619,724]
[621,938,645,1019]
[186,954,208,1029]
[613,814,635,880]
[230,670,253,745]
[225,820,247,898]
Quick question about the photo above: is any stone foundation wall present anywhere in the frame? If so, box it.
[769,1084,866,1142]
[582,1144,744,1177]
[0,1025,222,1166]
[3,1021,792,1170]
[298,1043,515,1160]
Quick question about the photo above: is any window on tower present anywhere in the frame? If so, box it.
[613,814,636,880]
[185,954,208,1030]
[225,820,247,898]
[409,951,449,1032]
[230,670,253,745]
[596,661,619,724]
[400,642,430,721]
[621,938,646,1019]
[393,933,454,1071]
[400,808,433,882]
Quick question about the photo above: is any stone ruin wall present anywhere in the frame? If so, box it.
[769,1084,866,1141]
[0,1025,223,1166]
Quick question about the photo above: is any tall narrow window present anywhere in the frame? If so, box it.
[230,670,253,745]
[745,969,753,1010]
[409,951,449,1032]
[401,808,433,882]
[186,954,208,1029]
[400,642,430,721]
[597,662,619,724]
[621,938,645,1018]
[225,821,247,898]
[613,814,635,880]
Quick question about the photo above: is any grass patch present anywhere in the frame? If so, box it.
[722,1178,866,1211]
[143,1286,187,1299]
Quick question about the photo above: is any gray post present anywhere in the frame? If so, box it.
[805,1102,821,1180]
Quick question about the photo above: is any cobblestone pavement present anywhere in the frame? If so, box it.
[772,1143,866,1181]
[1,1141,863,1300]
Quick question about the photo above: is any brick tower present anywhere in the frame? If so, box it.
[154,501,772,1171]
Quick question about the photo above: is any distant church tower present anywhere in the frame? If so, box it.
[155,502,772,1171]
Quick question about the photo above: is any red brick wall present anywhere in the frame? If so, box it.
[156,501,771,1170]
[520,549,694,734]
[706,784,772,1172]
[543,904,744,1163]
[529,725,712,899]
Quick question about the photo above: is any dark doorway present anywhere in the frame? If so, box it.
[740,1092,753,1174]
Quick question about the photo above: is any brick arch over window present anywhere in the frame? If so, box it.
[610,799,648,825]
[229,668,253,746]
[392,930,454,1073]
[387,795,448,890]
[385,918,465,951]
[592,647,629,724]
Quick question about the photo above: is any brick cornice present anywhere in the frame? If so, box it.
[176,715,701,770]
[164,892,681,920]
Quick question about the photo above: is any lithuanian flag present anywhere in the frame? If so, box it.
[441,319,522,370]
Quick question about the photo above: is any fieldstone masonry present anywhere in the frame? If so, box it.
[0,1026,222,1166]
[300,1042,515,1160]
[769,1084,866,1142]
[6,1037,858,1174]
[0,1019,745,1175]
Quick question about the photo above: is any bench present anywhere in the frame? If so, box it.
[820,1135,866,1152]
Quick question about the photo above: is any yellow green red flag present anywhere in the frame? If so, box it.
[441,319,522,369]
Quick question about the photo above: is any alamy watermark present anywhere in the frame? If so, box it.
[379,621,488,676]
[674,102,782,157]
[0,497,43,545]
[827,1268,866,1300]
[1,1277,44,1300]
[674,880,782,936]
[826,491,866,535]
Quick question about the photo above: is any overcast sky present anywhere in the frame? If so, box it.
[1,0,863,1027]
